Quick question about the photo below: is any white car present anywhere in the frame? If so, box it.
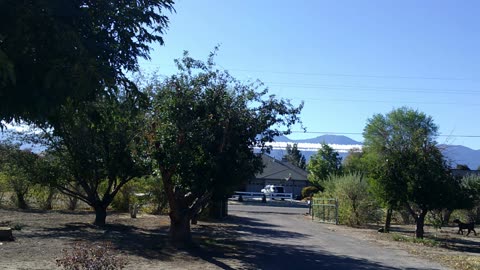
[261,185,285,195]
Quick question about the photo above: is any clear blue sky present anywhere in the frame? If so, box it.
[139,0,480,149]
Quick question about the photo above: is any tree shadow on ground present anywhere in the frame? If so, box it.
[441,237,480,253]
[191,239,434,270]
[28,220,174,261]
[190,215,437,270]
[195,215,308,240]
[388,225,480,254]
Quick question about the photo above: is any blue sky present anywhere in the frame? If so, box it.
[139,0,480,149]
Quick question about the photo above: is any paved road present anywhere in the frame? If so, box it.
[225,202,449,270]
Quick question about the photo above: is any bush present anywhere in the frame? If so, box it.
[301,186,319,199]
[31,185,57,210]
[322,173,381,226]
[143,175,169,215]
[110,176,169,215]
[56,242,127,270]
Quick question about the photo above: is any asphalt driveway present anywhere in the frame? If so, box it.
[220,202,449,270]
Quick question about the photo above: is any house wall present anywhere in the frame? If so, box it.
[246,178,309,199]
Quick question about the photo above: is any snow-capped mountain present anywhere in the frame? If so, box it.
[268,135,480,169]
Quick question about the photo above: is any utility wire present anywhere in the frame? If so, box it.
[139,64,476,81]
[289,130,480,138]
[265,82,480,95]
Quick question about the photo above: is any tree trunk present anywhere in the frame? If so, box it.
[415,210,428,239]
[42,189,55,210]
[68,196,78,211]
[442,209,452,226]
[169,211,192,247]
[93,206,107,226]
[16,193,28,209]
[384,207,393,232]
[209,199,227,219]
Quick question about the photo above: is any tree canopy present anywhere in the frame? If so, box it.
[307,143,342,190]
[283,143,306,169]
[38,91,149,225]
[0,0,174,125]
[145,50,303,246]
[363,107,459,238]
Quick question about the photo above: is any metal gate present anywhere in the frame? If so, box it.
[311,197,338,225]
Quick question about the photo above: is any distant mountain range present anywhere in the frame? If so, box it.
[270,135,480,170]
[2,130,479,170]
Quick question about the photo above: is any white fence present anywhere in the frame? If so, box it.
[232,191,293,200]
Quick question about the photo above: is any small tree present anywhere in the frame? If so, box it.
[343,148,366,175]
[0,143,38,209]
[39,92,148,225]
[283,143,306,169]
[145,50,303,246]
[323,173,380,226]
[307,143,342,190]
[363,107,462,238]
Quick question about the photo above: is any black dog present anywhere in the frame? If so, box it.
[453,219,477,236]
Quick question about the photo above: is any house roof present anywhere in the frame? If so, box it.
[255,154,308,181]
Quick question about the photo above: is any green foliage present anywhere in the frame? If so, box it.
[343,148,366,175]
[426,210,446,230]
[0,143,39,209]
[307,143,342,190]
[146,50,303,245]
[56,242,127,270]
[363,107,460,238]
[284,143,306,169]
[322,173,381,226]
[391,233,440,247]
[142,175,169,215]
[456,164,471,170]
[38,92,149,225]
[0,173,8,206]
[111,176,167,214]
[0,0,174,124]
[301,186,319,199]
[30,185,57,210]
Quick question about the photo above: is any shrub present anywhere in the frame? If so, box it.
[56,242,127,270]
[31,185,57,210]
[323,173,381,226]
[301,186,319,199]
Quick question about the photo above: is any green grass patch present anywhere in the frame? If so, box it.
[391,233,440,247]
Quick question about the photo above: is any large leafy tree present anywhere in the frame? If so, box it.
[307,143,342,190]
[283,143,306,169]
[0,0,174,124]
[38,91,148,225]
[145,51,303,246]
[363,107,460,238]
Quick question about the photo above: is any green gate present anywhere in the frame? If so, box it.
[311,197,338,225]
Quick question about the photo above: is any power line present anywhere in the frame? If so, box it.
[265,82,480,95]
[213,68,476,81]
[139,64,477,82]
[289,130,480,138]
[286,97,480,106]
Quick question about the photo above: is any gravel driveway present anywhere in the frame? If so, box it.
[224,202,450,270]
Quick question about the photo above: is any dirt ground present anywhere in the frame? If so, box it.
[0,207,479,270]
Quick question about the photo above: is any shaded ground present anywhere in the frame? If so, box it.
[0,202,477,269]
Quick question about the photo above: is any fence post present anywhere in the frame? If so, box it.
[311,198,314,220]
[335,198,339,225]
